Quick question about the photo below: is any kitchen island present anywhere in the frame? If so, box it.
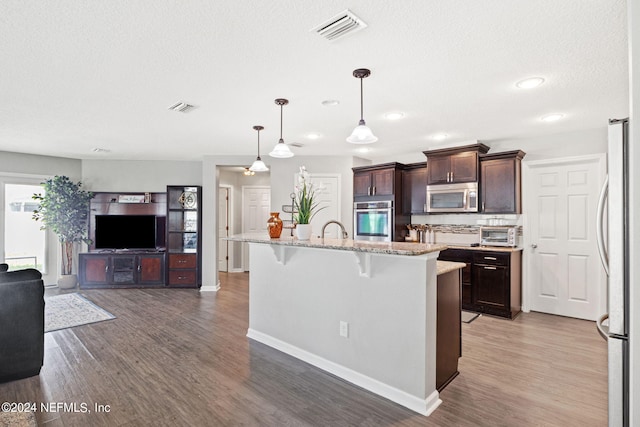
[226,234,449,416]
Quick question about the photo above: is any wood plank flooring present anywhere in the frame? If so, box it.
[0,272,607,426]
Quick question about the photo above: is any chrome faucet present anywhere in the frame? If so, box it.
[321,220,348,239]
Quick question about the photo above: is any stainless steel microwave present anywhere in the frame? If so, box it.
[426,182,478,213]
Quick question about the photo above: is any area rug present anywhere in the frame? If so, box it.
[0,410,37,427]
[461,311,481,324]
[45,293,115,333]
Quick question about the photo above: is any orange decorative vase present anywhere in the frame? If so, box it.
[267,212,283,238]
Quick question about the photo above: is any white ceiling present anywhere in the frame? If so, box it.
[0,1,629,162]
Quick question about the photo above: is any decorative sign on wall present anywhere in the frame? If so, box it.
[118,194,146,204]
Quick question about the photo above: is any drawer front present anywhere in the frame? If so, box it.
[169,253,197,269]
[472,252,509,266]
[168,270,196,285]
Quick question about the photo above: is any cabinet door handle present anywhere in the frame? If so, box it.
[178,275,188,280]
[450,172,454,182]
[138,265,142,272]
[373,186,376,195]
[484,256,497,260]
[367,187,371,196]
[178,259,187,264]
[484,266,497,270]
[482,202,485,212]
[446,172,450,182]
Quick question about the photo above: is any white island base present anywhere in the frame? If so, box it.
[242,238,445,416]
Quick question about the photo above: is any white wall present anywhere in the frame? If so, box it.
[0,150,81,179]
[81,159,202,191]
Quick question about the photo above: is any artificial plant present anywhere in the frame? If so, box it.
[32,176,94,275]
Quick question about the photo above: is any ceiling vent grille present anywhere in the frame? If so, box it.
[168,102,195,113]
[311,9,367,41]
[288,142,304,148]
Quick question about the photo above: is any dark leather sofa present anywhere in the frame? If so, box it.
[0,266,45,383]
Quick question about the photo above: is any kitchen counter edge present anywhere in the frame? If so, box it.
[225,234,447,256]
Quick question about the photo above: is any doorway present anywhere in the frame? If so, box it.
[523,154,606,320]
[242,186,271,271]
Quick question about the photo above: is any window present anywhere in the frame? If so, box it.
[3,183,47,272]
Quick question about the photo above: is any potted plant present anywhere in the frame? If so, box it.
[32,176,93,289]
[293,166,325,240]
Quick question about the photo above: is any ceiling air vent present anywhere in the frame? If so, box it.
[288,142,304,148]
[311,9,368,41]
[168,102,195,113]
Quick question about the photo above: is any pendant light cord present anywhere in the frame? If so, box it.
[257,129,261,159]
[360,77,364,122]
[279,104,284,142]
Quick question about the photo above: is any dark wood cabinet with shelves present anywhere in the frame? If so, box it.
[166,186,202,288]
[79,253,165,288]
[402,162,427,214]
[438,248,521,319]
[424,143,490,185]
[480,150,526,214]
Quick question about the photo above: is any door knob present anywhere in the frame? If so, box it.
[531,244,537,249]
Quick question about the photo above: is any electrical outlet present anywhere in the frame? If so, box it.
[339,321,349,338]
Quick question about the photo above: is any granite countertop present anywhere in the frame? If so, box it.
[436,260,466,275]
[226,233,448,256]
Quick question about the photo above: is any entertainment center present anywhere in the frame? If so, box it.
[78,186,202,289]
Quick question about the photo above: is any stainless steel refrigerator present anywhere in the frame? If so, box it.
[596,118,630,426]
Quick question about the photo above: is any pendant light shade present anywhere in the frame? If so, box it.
[249,125,269,172]
[346,68,378,144]
[269,98,294,158]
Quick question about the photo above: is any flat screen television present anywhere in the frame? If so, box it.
[94,215,158,250]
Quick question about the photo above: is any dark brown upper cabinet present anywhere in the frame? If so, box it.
[402,162,428,214]
[423,143,490,185]
[480,150,526,214]
[352,163,404,199]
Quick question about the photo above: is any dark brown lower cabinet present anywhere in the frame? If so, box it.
[436,267,462,391]
[167,253,199,288]
[79,253,165,288]
[438,248,522,319]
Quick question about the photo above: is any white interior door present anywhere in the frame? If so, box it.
[524,155,606,320]
[297,174,340,238]
[242,186,270,271]
[218,186,229,272]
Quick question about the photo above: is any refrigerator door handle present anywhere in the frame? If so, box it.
[596,313,609,341]
[596,175,609,276]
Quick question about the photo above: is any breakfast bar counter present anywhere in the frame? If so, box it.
[226,234,450,416]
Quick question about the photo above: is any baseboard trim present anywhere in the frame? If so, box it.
[246,328,441,416]
[200,280,220,292]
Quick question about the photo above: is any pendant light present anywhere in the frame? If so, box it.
[249,126,269,172]
[269,98,294,158]
[346,68,378,144]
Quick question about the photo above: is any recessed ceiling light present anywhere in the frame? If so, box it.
[306,133,321,140]
[432,133,449,141]
[516,77,545,89]
[541,113,564,122]
[384,112,405,120]
[358,147,370,153]
[321,99,340,107]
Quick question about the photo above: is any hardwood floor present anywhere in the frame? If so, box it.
[1,272,607,426]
